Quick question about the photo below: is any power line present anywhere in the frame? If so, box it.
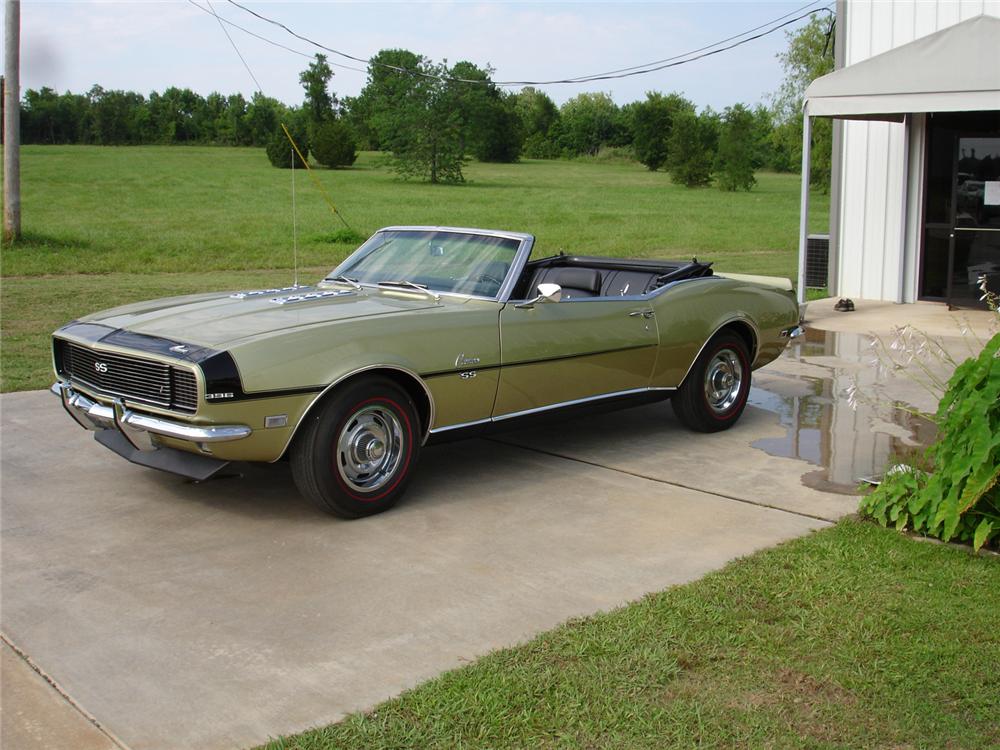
[203,0,264,93]
[553,1,825,81]
[185,0,367,73]
[224,0,478,85]
[224,0,832,87]
[529,7,835,85]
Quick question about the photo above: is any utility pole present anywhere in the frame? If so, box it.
[4,0,21,243]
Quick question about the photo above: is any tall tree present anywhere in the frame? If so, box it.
[361,48,424,150]
[20,87,64,143]
[472,91,522,163]
[359,50,516,182]
[360,52,466,182]
[88,86,147,145]
[447,61,521,162]
[312,119,357,168]
[340,93,378,150]
[245,92,285,146]
[559,92,619,156]
[514,87,560,158]
[631,91,694,171]
[515,87,558,139]
[715,103,758,192]
[299,53,336,124]
[297,53,356,167]
[666,109,713,188]
[149,87,204,143]
[749,104,778,171]
[401,60,468,182]
[770,13,835,189]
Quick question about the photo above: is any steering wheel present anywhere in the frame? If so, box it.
[473,273,504,295]
[475,272,504,287]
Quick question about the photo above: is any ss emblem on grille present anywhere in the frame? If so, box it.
[94,362,109,374]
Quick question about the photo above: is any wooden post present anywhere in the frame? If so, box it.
[3,0,21,242]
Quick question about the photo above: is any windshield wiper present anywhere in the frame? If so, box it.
[377,279,441,302]
[324,274,363,290]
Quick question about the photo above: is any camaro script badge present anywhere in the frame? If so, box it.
[455,353,480,367]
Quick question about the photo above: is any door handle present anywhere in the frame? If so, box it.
[628,309,654,319]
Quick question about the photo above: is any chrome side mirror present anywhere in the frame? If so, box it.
[515,283,562,309]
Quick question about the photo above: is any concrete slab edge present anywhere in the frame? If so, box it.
[489,438,842,524]
[1,633,133,750]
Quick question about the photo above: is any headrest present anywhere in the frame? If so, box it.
[549,267,602,292]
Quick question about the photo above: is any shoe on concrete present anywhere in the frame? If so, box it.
[834,298,847,311]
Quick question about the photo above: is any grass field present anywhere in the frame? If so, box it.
[261,520,999,750]
[2,146,828,391]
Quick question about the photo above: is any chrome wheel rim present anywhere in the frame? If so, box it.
[335,405,405,493]
[704,349,744,414]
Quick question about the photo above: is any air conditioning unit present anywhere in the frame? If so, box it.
[805,234,830,288]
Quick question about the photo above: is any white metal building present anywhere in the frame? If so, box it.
[798,1,1000,307]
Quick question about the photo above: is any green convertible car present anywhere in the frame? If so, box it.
[52,226,802,517]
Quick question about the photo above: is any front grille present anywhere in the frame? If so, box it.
[55,340,199,413]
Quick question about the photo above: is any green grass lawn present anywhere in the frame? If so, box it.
[262,520,998,750]
[2,146,827,391]
[4,146,828,276]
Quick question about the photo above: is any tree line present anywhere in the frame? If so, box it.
[17,16,832,191]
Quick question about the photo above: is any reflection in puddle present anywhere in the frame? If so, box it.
[749,327,937,494]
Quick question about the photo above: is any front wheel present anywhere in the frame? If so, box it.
[291,377,421,518]
[672,332,751,433]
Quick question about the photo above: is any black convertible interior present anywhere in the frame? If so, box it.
[511,254,714,300]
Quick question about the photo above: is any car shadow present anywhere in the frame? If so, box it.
[133,400,786,522]
[137,428,546,521]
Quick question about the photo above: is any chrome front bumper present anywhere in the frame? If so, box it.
[51,382,251,452]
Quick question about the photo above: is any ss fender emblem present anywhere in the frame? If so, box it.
[459,371,477,380]
[94,362,109,374]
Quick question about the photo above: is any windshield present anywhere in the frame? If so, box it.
[332,230,521,298]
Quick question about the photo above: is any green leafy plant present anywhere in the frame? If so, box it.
[665,109,713,188]
[311,119,357,168]
[312,228,366,245]
[860,278,1000,551]
[265,124,309,169]
[715,103,758,192]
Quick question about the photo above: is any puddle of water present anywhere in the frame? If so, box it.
[749,327,937,494]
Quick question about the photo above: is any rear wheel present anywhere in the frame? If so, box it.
[291,377,421,518]
[672,331,751,433]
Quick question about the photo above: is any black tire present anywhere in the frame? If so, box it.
[291,377,421,518]
[672,331,751,433]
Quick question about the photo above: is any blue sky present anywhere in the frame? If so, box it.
[10,1,828,110]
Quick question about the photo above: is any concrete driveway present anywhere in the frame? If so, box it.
[1,394,840,750]
[13,296,986,749]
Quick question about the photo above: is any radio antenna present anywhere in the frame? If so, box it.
[291,145,299,288]
[197,0,356,287]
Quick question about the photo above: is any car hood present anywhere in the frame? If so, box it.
[77,285,441,348]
